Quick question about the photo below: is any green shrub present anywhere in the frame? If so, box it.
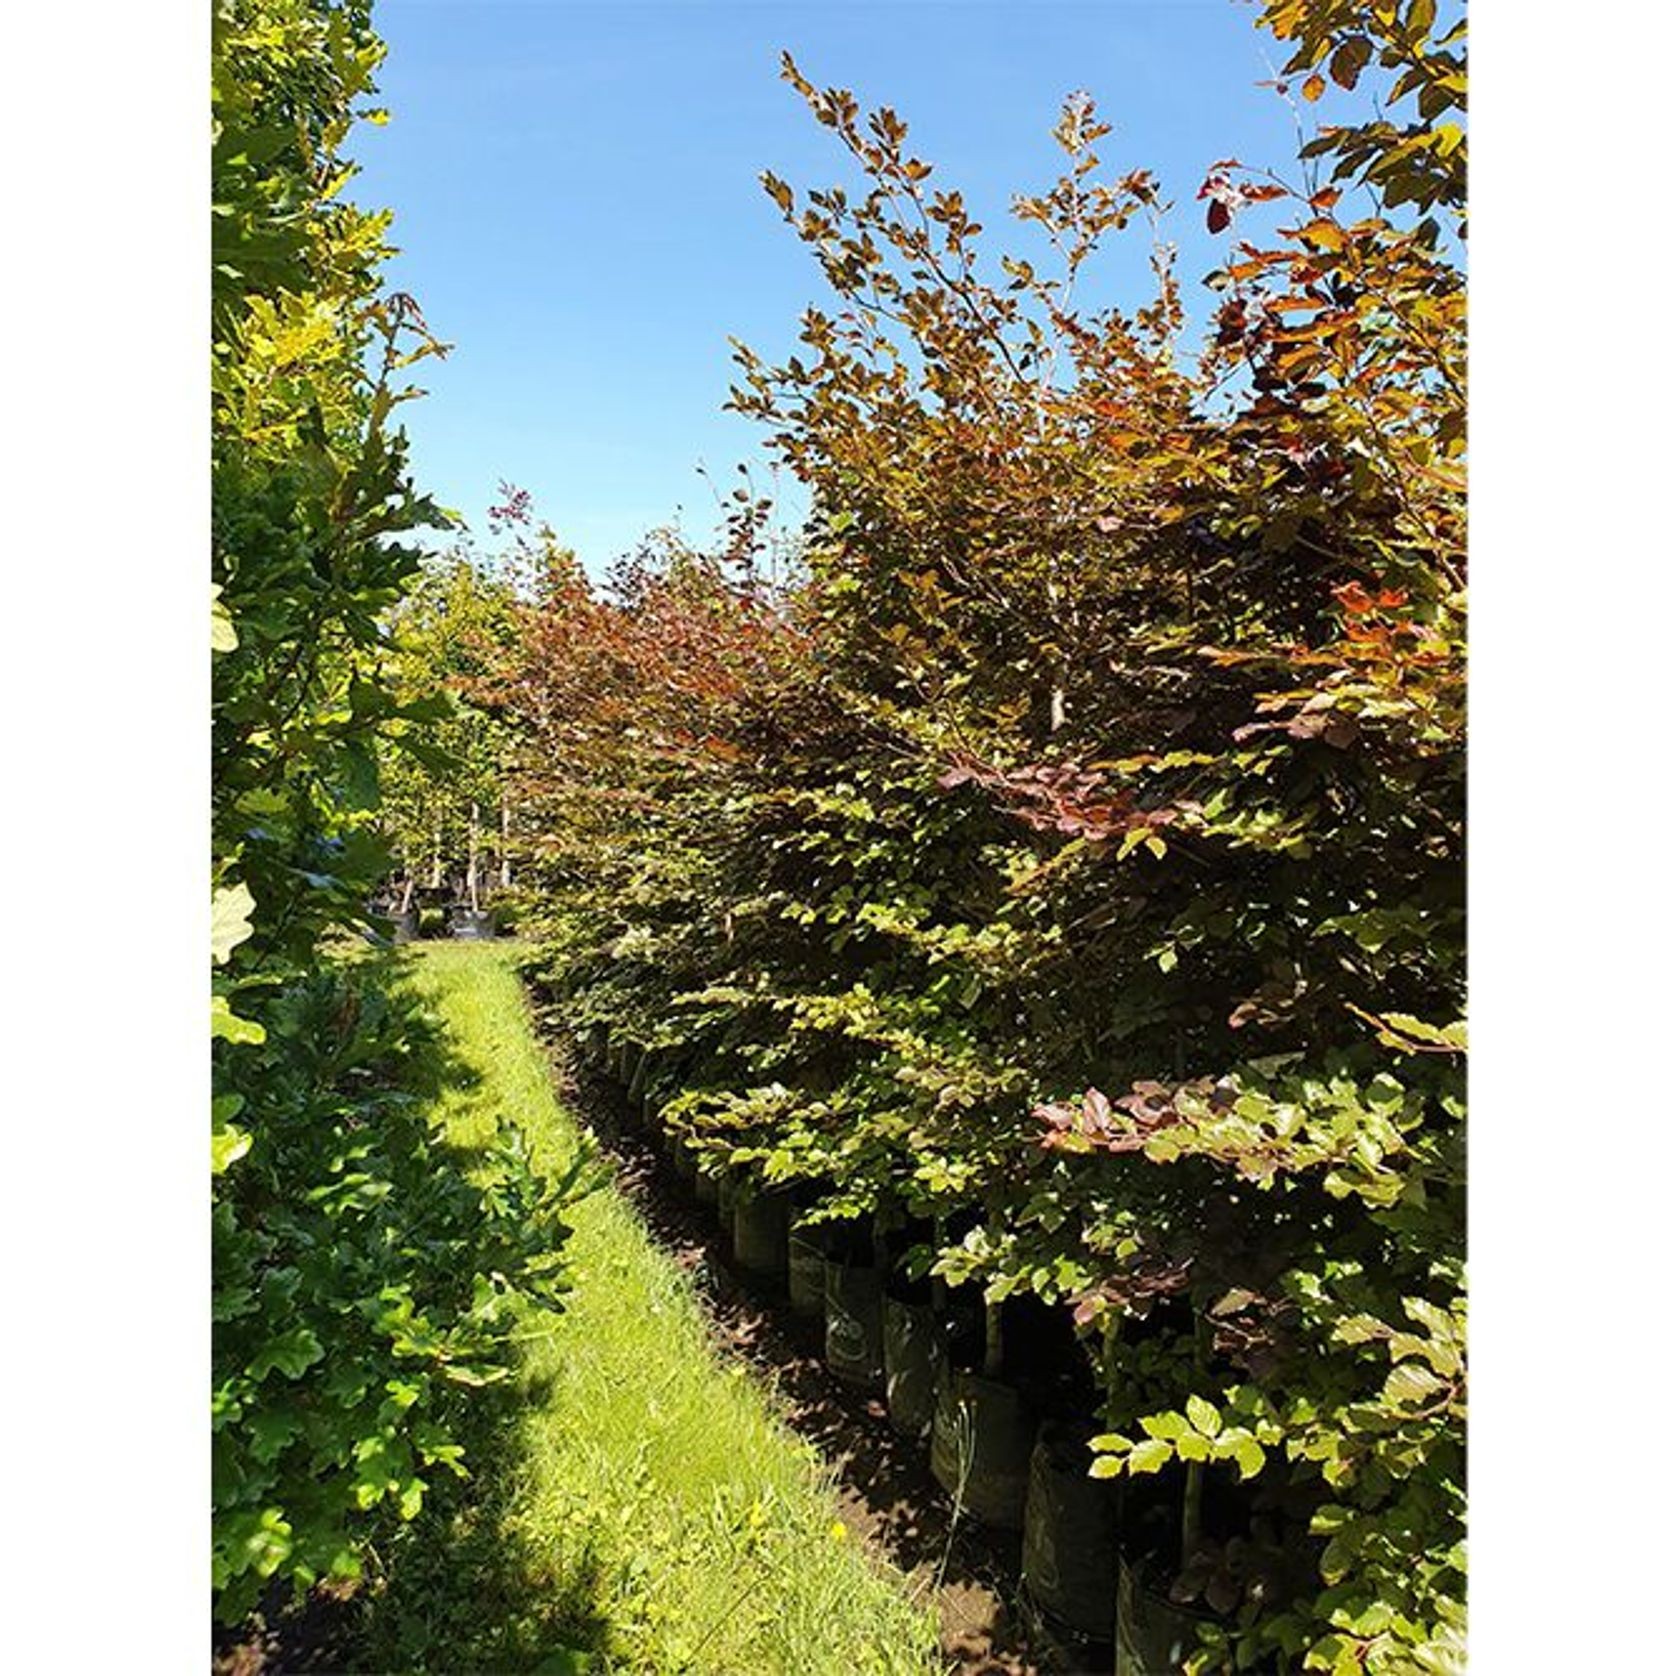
[212,959,583,1622]
[210,0,580,1623]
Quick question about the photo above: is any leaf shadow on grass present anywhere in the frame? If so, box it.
[334,1372,621,1675]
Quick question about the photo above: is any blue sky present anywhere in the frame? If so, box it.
[352,0,1333,572]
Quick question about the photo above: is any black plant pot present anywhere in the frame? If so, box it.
[716,1166,742,1231]
[671,1142,700,1195]
[930,1370,1036,1530]
[447,906,496,940]
[1022,1421,1121,1643]
[733,1186,789,1284]
[1114,1555,1223,1676]
[787,1225,828,1319]
[882,1297,940,1439]
[823,1257,886,1389]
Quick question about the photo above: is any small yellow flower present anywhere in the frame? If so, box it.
[829,1521,848,1541]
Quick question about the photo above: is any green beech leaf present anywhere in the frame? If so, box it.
[1141,1412,1190,1441]
[1384,1361,1447,1407]
[1186,1394,1221,1436]
[1127,1438,1174,1474]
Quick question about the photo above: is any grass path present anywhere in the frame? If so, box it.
[354,941,940,1675]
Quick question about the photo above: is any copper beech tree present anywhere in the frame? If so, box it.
[504,1,1464,1669]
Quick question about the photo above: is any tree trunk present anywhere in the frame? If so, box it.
[1181,1310,1210,1564]
[983,1196,1006,1376]
[499,794,512,889]
[983,1297,1005,1379]
[1182,1460,1205,1565]
[467,801,481,910]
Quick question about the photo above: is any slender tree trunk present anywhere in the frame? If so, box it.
[984,1297,1005,1378]
[983,1197,1005,1377]
[1047,571,1068,735]
[1182,1310,1210,1563]
[1182,1460,1204,1563]
[429,812,443,889]
[467,801,481,910]
[499,793,512,889]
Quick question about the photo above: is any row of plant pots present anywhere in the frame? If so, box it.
[370,903,499,943]
[601,1040,1232,1671]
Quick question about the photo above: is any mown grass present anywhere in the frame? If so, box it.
[349,940,940,1675]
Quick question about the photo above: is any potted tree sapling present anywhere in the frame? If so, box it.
[373,719,447,942]
[930,1198,1038,1530]
[384,848,422,942]
[1089,1296,1312,1676]
[881,1216,940,1439]
[447,798,495,938]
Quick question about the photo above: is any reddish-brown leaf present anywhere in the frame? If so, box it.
[1329,36,1372,91]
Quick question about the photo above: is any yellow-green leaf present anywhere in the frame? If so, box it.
[1187,1393,1221,1435]
[211,993,266,1045]
[213,882,257,965]
[212,1122,252,1174]
[1127,1438,1174,1474]
[212,585,238,653]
